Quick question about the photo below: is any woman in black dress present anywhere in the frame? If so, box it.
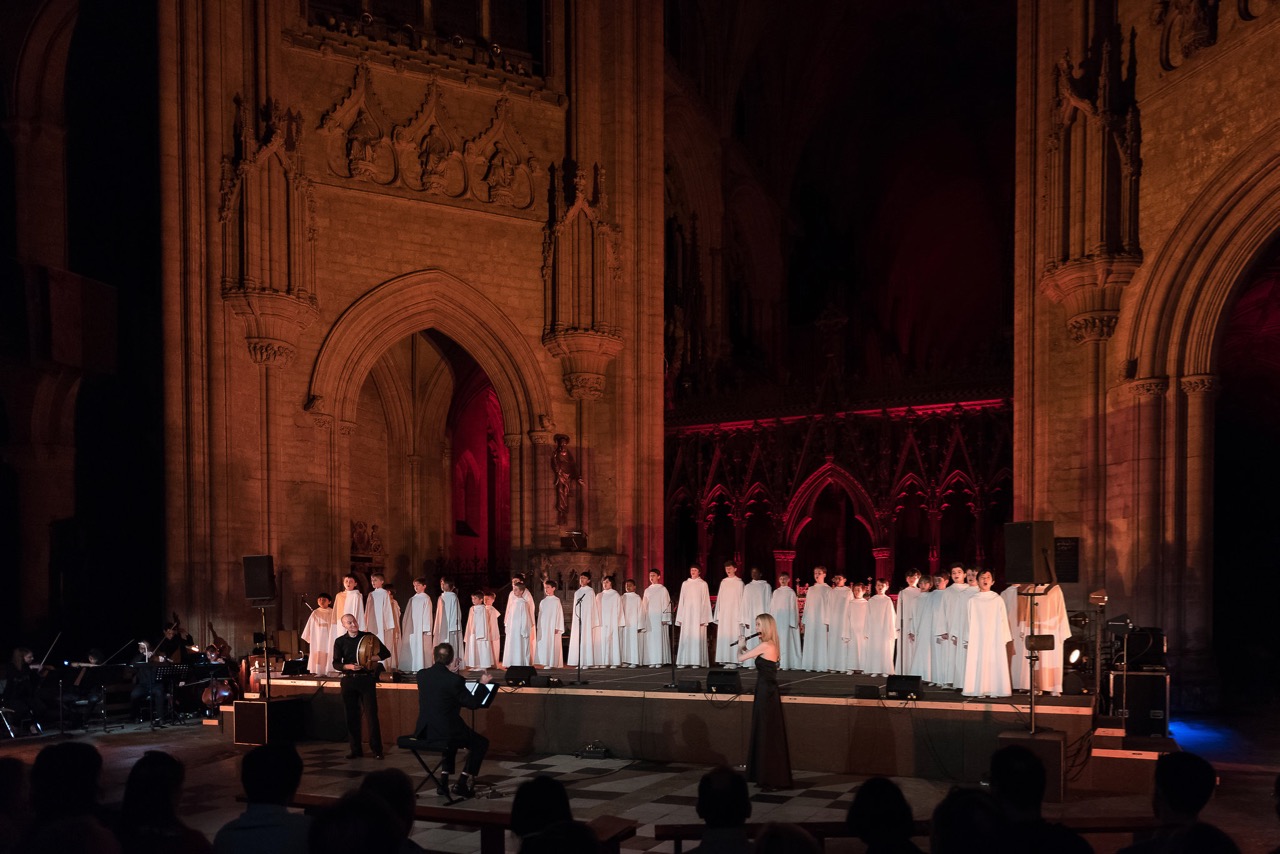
[737,613,793,790]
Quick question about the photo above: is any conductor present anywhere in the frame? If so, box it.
[414,642,493,798]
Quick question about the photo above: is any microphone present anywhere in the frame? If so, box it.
[730,632,761,647]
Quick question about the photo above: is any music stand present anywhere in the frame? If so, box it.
[663,605,679,690]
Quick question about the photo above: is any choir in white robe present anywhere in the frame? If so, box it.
[595,588,624,667]
[1006,583,1071,693]
[675,576,711,666]
[800,581,832,671]
[938,583,973,686]
[770,585,802,670]
[842,596,868,673]
[301,605,337,675]
[711,575,749,665]
[400,592,433,672]
[739,579,773,668]
[865,592,897,675]
[911,590,940,682]
[485,603,502,665]
[534,595,565,668]
[620,591,644,665]
[827,584,853,671]
[566,585,598,667]
[896,584,924,675]
[462,603,493,669]
[334,588,366,631]
[502,592,537,667]
[641,581,672,666]
[366,588,397,670]
[433,590,464,665]
[963,590,1013,697]
[1002,584,1028,690]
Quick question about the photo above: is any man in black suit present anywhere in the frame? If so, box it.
[333,613,391,759]
[414,642,493,798]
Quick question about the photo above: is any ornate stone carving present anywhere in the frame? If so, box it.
[528,430,553,446]
[312,414,334,430]
[1180,375,1219,394]
[1067,312,1119,344]
[1153,0,1218,70]
[319,64,397,184]
[247,341,297,367]
[503,433,522,450]
[339,421,357,436]
[462,96,539,209]
[392,81,466,195]
[1131,379,1170,398]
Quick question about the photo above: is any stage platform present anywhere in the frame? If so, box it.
[235,666,1102,787]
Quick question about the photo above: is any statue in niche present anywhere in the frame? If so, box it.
[347,110,380,179]
[418,125,448,191]
[551,434,584,528]
[485,142,517,204]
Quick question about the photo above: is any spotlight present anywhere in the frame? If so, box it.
[1063,637,1088,667]
[1105,613,1133,636]
[1088,588,1108,606]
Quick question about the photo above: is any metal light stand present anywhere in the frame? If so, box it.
[259,606,272,700]
[664,605,679,689]
[1020,585,1049,735]
[569,595,589,686]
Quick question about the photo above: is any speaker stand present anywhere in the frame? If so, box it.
[258,606,271,701]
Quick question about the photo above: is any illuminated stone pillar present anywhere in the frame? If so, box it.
[873,547,893,581]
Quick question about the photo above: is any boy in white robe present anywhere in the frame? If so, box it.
[800,567,832,672]
[1002,582,1029,690]
[566,572,598,668]
[641,569,672,666]
[462,591,493,669]
[843,583,869,673]
[769,574,802,670]
[896,569,924,675]
[534,580,565,668]
[433,577,465,671]
[620,579,645,667]
[938,564,971,687]
[865,578,898,676]
[366,575,397,663]
[334,573,366,631]
[1035,583,1071,695]
[739,568,773,669]
[400,577,433,672]
[301,594,337,675]
[502,580,537,667]
[594,576,624,667]
[963,570,1013,697]
[826,574,853,672]
[909,576,936,680]
[675,566,711,667]
[483,591,502,668]
[711,562,749,667]
[385,581,404,671]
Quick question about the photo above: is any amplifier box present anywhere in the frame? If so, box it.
[1108,671,1169,737]
[233,697,305,745]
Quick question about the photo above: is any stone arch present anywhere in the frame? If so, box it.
[783,462,880,547]
[307,269,553,435]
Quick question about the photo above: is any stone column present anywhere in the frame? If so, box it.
[528,429,554,549]
[1069,311,1119,596]
[1129,379,1168,627]
[927,507,943,576]
[1179,375,1217,703]
[504,434,524,571]
[773,550,796,581]
[873,547,893,582]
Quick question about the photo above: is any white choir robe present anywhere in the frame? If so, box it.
[711,576,749,665]
[675,577,711,666]
[842,598,868,672]
[739,580,773,668]
[770,586,802,670]
[963,590,1013,697]
[938,584,973,686]
[641,583,672,666]
[534,596,565,668]
[1003,584,1030,691]
[826,585,853,671]
[502,593,537,667]
[620,592,644,665]
[485,605,502,665]
[334,589,366,631]
[566,586,598,667]
[462,604,493,668]
[865,593,897,675]
[911,591,939,682]
[400,592,433,673]
[1035,584,1071,694]
[434,591,465,665]
[301,606,337,675]
[800,582,832,671]
[594,589,625,667]
[896,586,924,675]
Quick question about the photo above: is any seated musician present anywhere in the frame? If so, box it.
[129,642,166,722]
[413,642,493,798]
[2,647,49,734]
[154,626,185,663]
[61,649,107,724]
[205,645,226,665]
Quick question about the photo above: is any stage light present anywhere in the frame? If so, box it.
[1063,637,1088,667]
[1089,589,1108,606]
[1105,613,1133,636]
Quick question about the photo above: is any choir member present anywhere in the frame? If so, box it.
[483,591,502,668]
[502,580,537,668]
[769,574,802,670]
[675,566,712,667]
[620,579,645,667]
[641,569,672,667]
[740,568,773,669]
[937,564,970,687]
[826,574,853,673]
[566,572,598,669]
[534,580,565,668]
[400,577,434,673]
[433,577,465,671]
[842,582,869,674]
[963,570,1013,698]
[462,592,493,670]
[365,574,397,671]
[865,578,897,676]
[334,573,366,631]
[712,563,749,668]
[800,567,832,672]
[594,576,624,667]
[896,569,924,675]
[301,594,337,676]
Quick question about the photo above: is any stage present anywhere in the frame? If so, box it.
[229,666,1101,786]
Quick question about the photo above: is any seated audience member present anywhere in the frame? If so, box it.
[1118,751,1227,854]
[989,745,1092,853]
[20,742,120,854]
[0,757,29,854]
[1271,773,1280,854]
[753,822,821,854]
[846,776,924,853]
[518,818,599,854]
[308,791,401,854]
[511,776,573,839]
[1165,822,1241,854]
[689,765,752,853]
[359,769,426,853]
[213,742,310,854]
[930,787,1006,854]
[117,750,213,854]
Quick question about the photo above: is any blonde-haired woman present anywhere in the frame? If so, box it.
[737,613,793,790]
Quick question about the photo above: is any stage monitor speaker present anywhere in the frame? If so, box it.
[530,676,562,688]
[1053,537,1081,584]
[998,729,1066,803]
[506,666,537,687]
[885,675,922,700]
[242,555,277,602]
[233,697,304,745]
[1124,628,1167,670]
[707,670,743,694]
[1109,671,1169,737]
[1004,522,1056,583]
[676,678,702,693]
[853,684,882,700]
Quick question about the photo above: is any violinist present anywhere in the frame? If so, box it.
[205,645,226,665]
[154,626,185,664]
[129,641,166,723]
[61,648,107,725]
[2,648,48,734]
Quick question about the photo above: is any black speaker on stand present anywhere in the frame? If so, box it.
[242,555,278,701]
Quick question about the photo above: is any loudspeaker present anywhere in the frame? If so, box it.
[233,697,304,745]
[1004,522,1056,583]
[530,675,562,688]
[506,666,537,686]
[242,555,277,602]
[1124,628,1167,670]
[1109,671,1169,737]
[676,678,702,692]
[707,670,743,694]
[1053,537,1080,584]
[998,729,1067,803]
[885,675,922,700]
[853,684,882,699]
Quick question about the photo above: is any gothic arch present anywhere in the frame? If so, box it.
[783,462,879,546]
[307,269,552,435]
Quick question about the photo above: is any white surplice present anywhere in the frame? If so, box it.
[334,588,365,631]
[502,592,537,667]
[800,581,831,671]
[675,577,711,666]
[400,592,433,672]
[534,595,565,668]
[911,590,939,682]
[963,590,1013,697]
[462,603,493,669]
[739,579,773,668]
[641,582,672,665]
[433,590,464,664]
[711,576,749,665]
[896,585,924,675]
[938,584,973,687]
[595,588,624,667]
[566,586,598,668]
[769,585,802,670]
[843,597,868,673]
[620,591,644,665]
[301,605,337,676]
[827,585,853,671]
[865,593,898,675]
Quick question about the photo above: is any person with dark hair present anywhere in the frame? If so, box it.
[753,822,821,854]
[117,750,212,853]
[20,742,120,853]
[413,642,493,798]
[308,791,401,854]
[1118,751,1231,854]
[518,818,599,854]
[213,742,310,854]
[1270,772,1280,854]
[511,775,573,839]
[930,787,1006,854]
[359,769,425,853]
[0,756,29,854]
[690,766,751,852]
[845,777,923,853]
[989,744,1092,853]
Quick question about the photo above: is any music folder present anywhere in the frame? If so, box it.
[465,680,497,708]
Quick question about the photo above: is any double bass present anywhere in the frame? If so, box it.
[201,621,237,714]
[207,621,231,661]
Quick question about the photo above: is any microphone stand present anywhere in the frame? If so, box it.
[664,605,679,689]
[569,594,589,686]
